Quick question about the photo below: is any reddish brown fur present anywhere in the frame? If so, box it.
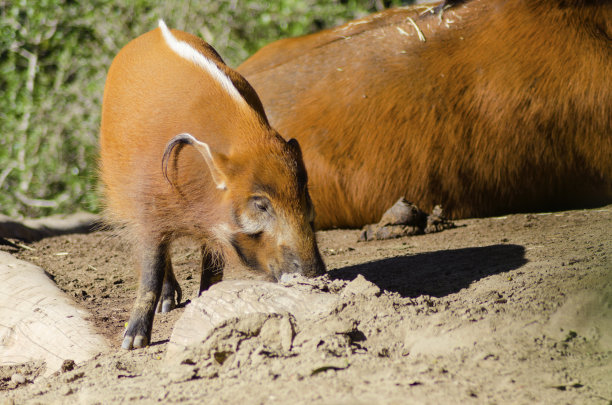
[101,28,267,239]
[238,0,612,229]
[100,23,324,348]
[101,26,317,265]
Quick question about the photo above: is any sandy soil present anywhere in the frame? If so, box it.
[1,205,610,404]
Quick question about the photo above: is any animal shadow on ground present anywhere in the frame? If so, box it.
[329,244,527,298]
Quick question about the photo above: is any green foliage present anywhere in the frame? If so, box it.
[0,0,406,217]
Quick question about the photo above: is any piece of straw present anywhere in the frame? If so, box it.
[406,16,426,42]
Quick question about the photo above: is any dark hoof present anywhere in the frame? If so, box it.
[121,334,148,350]
[157,298,175,313]
[359,198,454,241]
[379,198,427,228]
[157,277,182,313]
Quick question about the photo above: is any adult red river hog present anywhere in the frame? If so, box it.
[99,21,325,349]
[238,0,612,229]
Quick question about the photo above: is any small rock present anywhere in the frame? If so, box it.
[168,367,199,383]
[199,367,219,379]
[259,317,288,354]
[61,359,76,373]
[309,360,350,376]
[11,373,26,385]
[342,275,381,297]
[63,371,84,383]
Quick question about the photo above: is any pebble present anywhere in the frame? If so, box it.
[11,373,26,385]
[342,274,381,297]
[61,359,76,372]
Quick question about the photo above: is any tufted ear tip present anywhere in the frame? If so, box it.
[287,138,303,157]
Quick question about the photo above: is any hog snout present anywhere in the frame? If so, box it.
[277,246,326,280]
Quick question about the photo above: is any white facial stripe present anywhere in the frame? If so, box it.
[158,20,245,105]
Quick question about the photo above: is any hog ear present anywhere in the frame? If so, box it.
[287,138,303,159]
[162,133,229,190]
[286,138,308,185]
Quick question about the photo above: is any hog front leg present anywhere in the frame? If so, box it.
[122,241,169,349]
[157,262,182,313]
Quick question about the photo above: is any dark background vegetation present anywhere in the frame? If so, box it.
[0,0,409,218]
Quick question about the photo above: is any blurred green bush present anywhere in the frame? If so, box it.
[0,0,406,218]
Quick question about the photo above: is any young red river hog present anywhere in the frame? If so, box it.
[238,0,612,229]
[99,20,325,349]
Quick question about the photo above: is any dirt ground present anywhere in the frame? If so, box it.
[1,205,611,404]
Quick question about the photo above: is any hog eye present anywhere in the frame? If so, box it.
[247,231,263,239]
[255,201,267,212]
[251,196,271,214]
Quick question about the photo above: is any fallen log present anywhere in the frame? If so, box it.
[0,212,100,242]
[0,252,109,376]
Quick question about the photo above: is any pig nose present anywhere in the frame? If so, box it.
[299,252,326,277]
[281,249,301,274]
[280,246,326,278]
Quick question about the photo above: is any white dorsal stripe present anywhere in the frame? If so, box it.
[158,20,245,105]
